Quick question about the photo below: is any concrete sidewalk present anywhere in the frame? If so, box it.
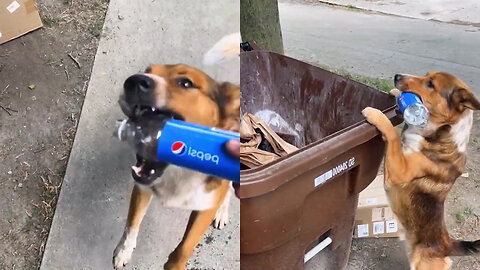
[279,2,480,95]
[40,0,239,269]
[321,0,480,25]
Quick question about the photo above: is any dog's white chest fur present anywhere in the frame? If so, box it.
[148,165,216,210]
[402,110,473,154]
[402,131,423,153]
[401,124,428,154]
[450,110,473,153]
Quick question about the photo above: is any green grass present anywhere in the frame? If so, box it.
[456,207,473,223]
[62,0,72,5]
[22,216,35,233]
[346,4,360,10]
[305,61,395,93]
[88,22,103,38]
[42,17,58,28]
[43,56,55,65]
[334,69,394,93]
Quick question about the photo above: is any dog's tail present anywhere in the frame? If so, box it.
[203,32,241,66]
[447,239,480,256]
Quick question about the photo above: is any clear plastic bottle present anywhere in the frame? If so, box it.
[114,117,163,162]
[396,92,429,126]
[113,117,240,181]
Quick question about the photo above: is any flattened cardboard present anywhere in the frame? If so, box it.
[354,205,401,238]
[0,0,42,45]
[358,173,389,207]
[240,113,298,168]
[354,174,402,238]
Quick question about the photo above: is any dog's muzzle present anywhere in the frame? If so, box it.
[119,74,184,185]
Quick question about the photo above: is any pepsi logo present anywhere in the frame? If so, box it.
[171,141,187,156]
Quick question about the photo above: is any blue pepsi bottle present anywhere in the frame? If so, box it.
[114,118,239,182]
[396,92,429,126]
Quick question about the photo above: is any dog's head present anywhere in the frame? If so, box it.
[120,64,239,129]
[119,64,239,184]
[394,72,480,125]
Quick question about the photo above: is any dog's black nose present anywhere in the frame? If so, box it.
[124,74,154,94]
[394,74,403,83]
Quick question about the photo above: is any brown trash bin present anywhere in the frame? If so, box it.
[239,51,402,270]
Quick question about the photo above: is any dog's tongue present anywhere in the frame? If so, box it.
[131,164,145,177]
[132,155,167,181]
[132,163,156,177]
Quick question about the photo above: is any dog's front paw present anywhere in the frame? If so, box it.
[113,231,137,269]
[213,202,229,229]
[213,186,232,229]
[113,242,134,269]
[390,88,401,97]
[362,107,384,126]
[164,261,186,270]
[362,107,395,141]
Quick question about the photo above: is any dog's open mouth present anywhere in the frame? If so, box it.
[119,100,183,185]
[133,105,182,119]
[132,155,153,178]
[131,155,168,185]
[119,98,183,121]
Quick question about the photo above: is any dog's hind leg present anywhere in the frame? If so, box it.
[165,182,229,270]
[410,252,452,270]
[113,184,152,269]
[164,208,218,270]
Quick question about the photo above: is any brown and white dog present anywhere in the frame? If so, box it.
[363,72,480,270]
[112,62,239,270]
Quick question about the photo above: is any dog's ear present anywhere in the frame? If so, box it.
[450,87,480,111]
[212,82,240,131]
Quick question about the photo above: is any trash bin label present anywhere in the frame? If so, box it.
[373,221,385,235]
[386,220,398,233]
[357,224,369,237]
[6,1,20,13]
[314,157,356,187]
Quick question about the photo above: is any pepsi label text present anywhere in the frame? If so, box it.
[171,141,220,165]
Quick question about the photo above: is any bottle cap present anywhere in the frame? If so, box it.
[114,119,128,140]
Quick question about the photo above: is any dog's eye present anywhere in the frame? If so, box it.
[426,80,435,89]
[177,78,195,89]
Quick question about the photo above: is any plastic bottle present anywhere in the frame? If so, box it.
[396,92,429,126]
[114,118,240,182]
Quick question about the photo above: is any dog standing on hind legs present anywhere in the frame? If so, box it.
[363,72,480,270]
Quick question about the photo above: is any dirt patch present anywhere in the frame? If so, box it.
[0,0,108,268]
[348,111,480,269]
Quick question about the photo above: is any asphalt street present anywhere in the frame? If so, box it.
[279,2,480,94]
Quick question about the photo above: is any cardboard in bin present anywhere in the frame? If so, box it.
[354,174,402,238]
[0,0,43,45]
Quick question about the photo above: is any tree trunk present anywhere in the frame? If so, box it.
[241,0,284,54]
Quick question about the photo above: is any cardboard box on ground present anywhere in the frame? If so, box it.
[354,174,402,238]
[0,0,42,45]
